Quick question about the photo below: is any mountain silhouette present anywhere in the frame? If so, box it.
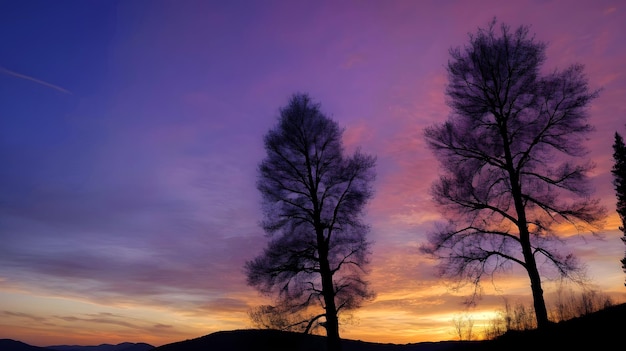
[0,341,155,351]
[0,339,52,351]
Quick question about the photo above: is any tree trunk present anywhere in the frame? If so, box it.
[528,262,549,328]
[323,293,341,351]
[511,186,550,328]
[502,124,550,330]
[318,232,342,351]
[510,179,550,329]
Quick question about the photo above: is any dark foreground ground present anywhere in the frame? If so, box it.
[3,303,624,351]
[155,302,626,351]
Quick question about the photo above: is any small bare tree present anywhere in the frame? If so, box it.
[452,313,475,341]
[248,304,324,334]
[421,19,606,330]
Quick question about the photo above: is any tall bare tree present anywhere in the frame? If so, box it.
[246,93,376,351]
[612,130,626,285]
[420,19,606,330]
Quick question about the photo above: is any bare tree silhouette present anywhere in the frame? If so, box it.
[246,93,376,351]
[421,19,606,330]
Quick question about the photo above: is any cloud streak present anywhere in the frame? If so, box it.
[0,66,72,94]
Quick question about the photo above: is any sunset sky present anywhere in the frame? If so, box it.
[1,0,625,347]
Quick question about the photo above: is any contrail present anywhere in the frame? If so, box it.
[0,66,72,95]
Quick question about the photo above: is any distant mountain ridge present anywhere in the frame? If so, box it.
[0,340,154,351]
[0,339,52,351]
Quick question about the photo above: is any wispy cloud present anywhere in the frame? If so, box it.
[0,66,72,95]
[52,312,178,334]
[55,313,140,330]
[2,310,49,323]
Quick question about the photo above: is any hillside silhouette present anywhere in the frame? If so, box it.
[47,343,155,351]
[480,301,626,350]
[153,302,626,351]
[153,329,475,351]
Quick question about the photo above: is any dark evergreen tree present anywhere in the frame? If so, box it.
[612,131,626,285]
[421,19,606,329]
[246,93,376,351]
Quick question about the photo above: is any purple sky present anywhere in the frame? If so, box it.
[1,0,625,347]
